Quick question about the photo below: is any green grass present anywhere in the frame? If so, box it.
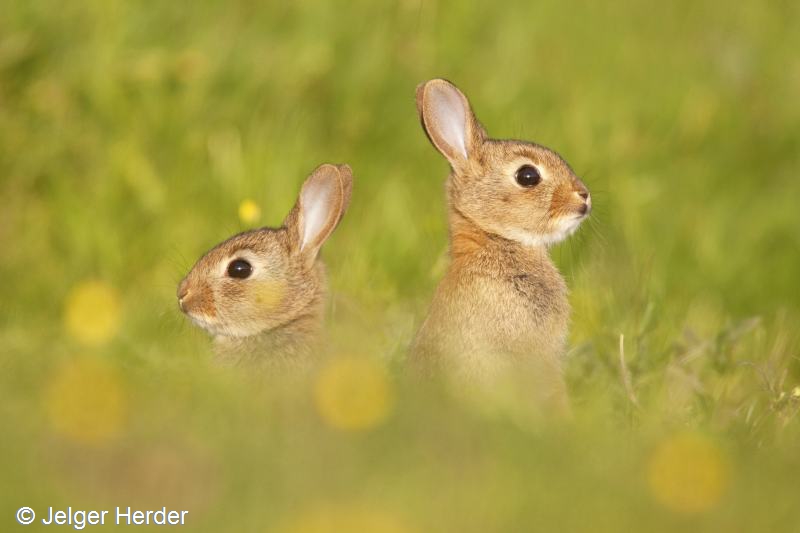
[1,1,799,531]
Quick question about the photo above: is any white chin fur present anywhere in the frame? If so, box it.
[501,216,586,248]
[187,313,255,338]
[187,313,221,335]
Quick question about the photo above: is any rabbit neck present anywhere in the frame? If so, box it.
[447,207,555,268]
[213,288,325,370]
[444,206,569,334]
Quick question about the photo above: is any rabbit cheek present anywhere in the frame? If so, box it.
[197,291,217,318]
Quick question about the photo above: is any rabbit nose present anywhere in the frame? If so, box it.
[177,283,190,311]
[574,184,591,215]
[178,293,189,312]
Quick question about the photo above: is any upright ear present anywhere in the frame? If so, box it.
[285,163,352,265]
[416,79,485,167]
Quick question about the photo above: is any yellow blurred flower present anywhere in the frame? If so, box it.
[253,280,286,310]
[44,358,128,445]
[238,199,261,225]
[314,356,393,431]
[647,432,729,514]
[792,386,800,399]
[279,503,411,533]
[64,280,122,346]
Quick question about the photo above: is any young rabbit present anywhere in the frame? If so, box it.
[410,79,591,413]
[177,163,353,369]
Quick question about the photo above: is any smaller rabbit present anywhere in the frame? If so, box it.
[410,79,591,414]
[177,163,353,369]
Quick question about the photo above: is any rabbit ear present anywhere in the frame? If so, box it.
[416,79,484,166]
[285,163,352,264]
[334,164,353,227]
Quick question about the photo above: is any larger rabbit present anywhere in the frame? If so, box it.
[410,79,591,412]
[177,163,353,369]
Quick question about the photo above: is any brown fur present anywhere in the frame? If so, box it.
[177,164,353,369]
[410,79,591,414]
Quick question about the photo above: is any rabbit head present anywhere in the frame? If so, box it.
[177,163,353,339]
[416,79,590,247]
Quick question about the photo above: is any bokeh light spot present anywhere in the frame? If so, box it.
[238,199,261,225]
[64,280,122,346]
[253,280,286,311]
[314,356,393,431]
[647,432,729,514]
[44,358,128,445]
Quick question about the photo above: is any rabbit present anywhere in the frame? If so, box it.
[177,163,353,370]
[409,79,591,414]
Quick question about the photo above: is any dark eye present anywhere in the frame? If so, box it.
[227,259,252,279]
[515,165,541,187]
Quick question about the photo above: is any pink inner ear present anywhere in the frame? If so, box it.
[300,178,336,252]
[428,85,468,159]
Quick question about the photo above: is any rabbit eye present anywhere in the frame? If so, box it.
[227,259,252,279]
[515,165,541,187]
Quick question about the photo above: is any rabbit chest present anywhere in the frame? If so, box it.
[415,243,571,371]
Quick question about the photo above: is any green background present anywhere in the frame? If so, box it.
[1,1,799,531]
